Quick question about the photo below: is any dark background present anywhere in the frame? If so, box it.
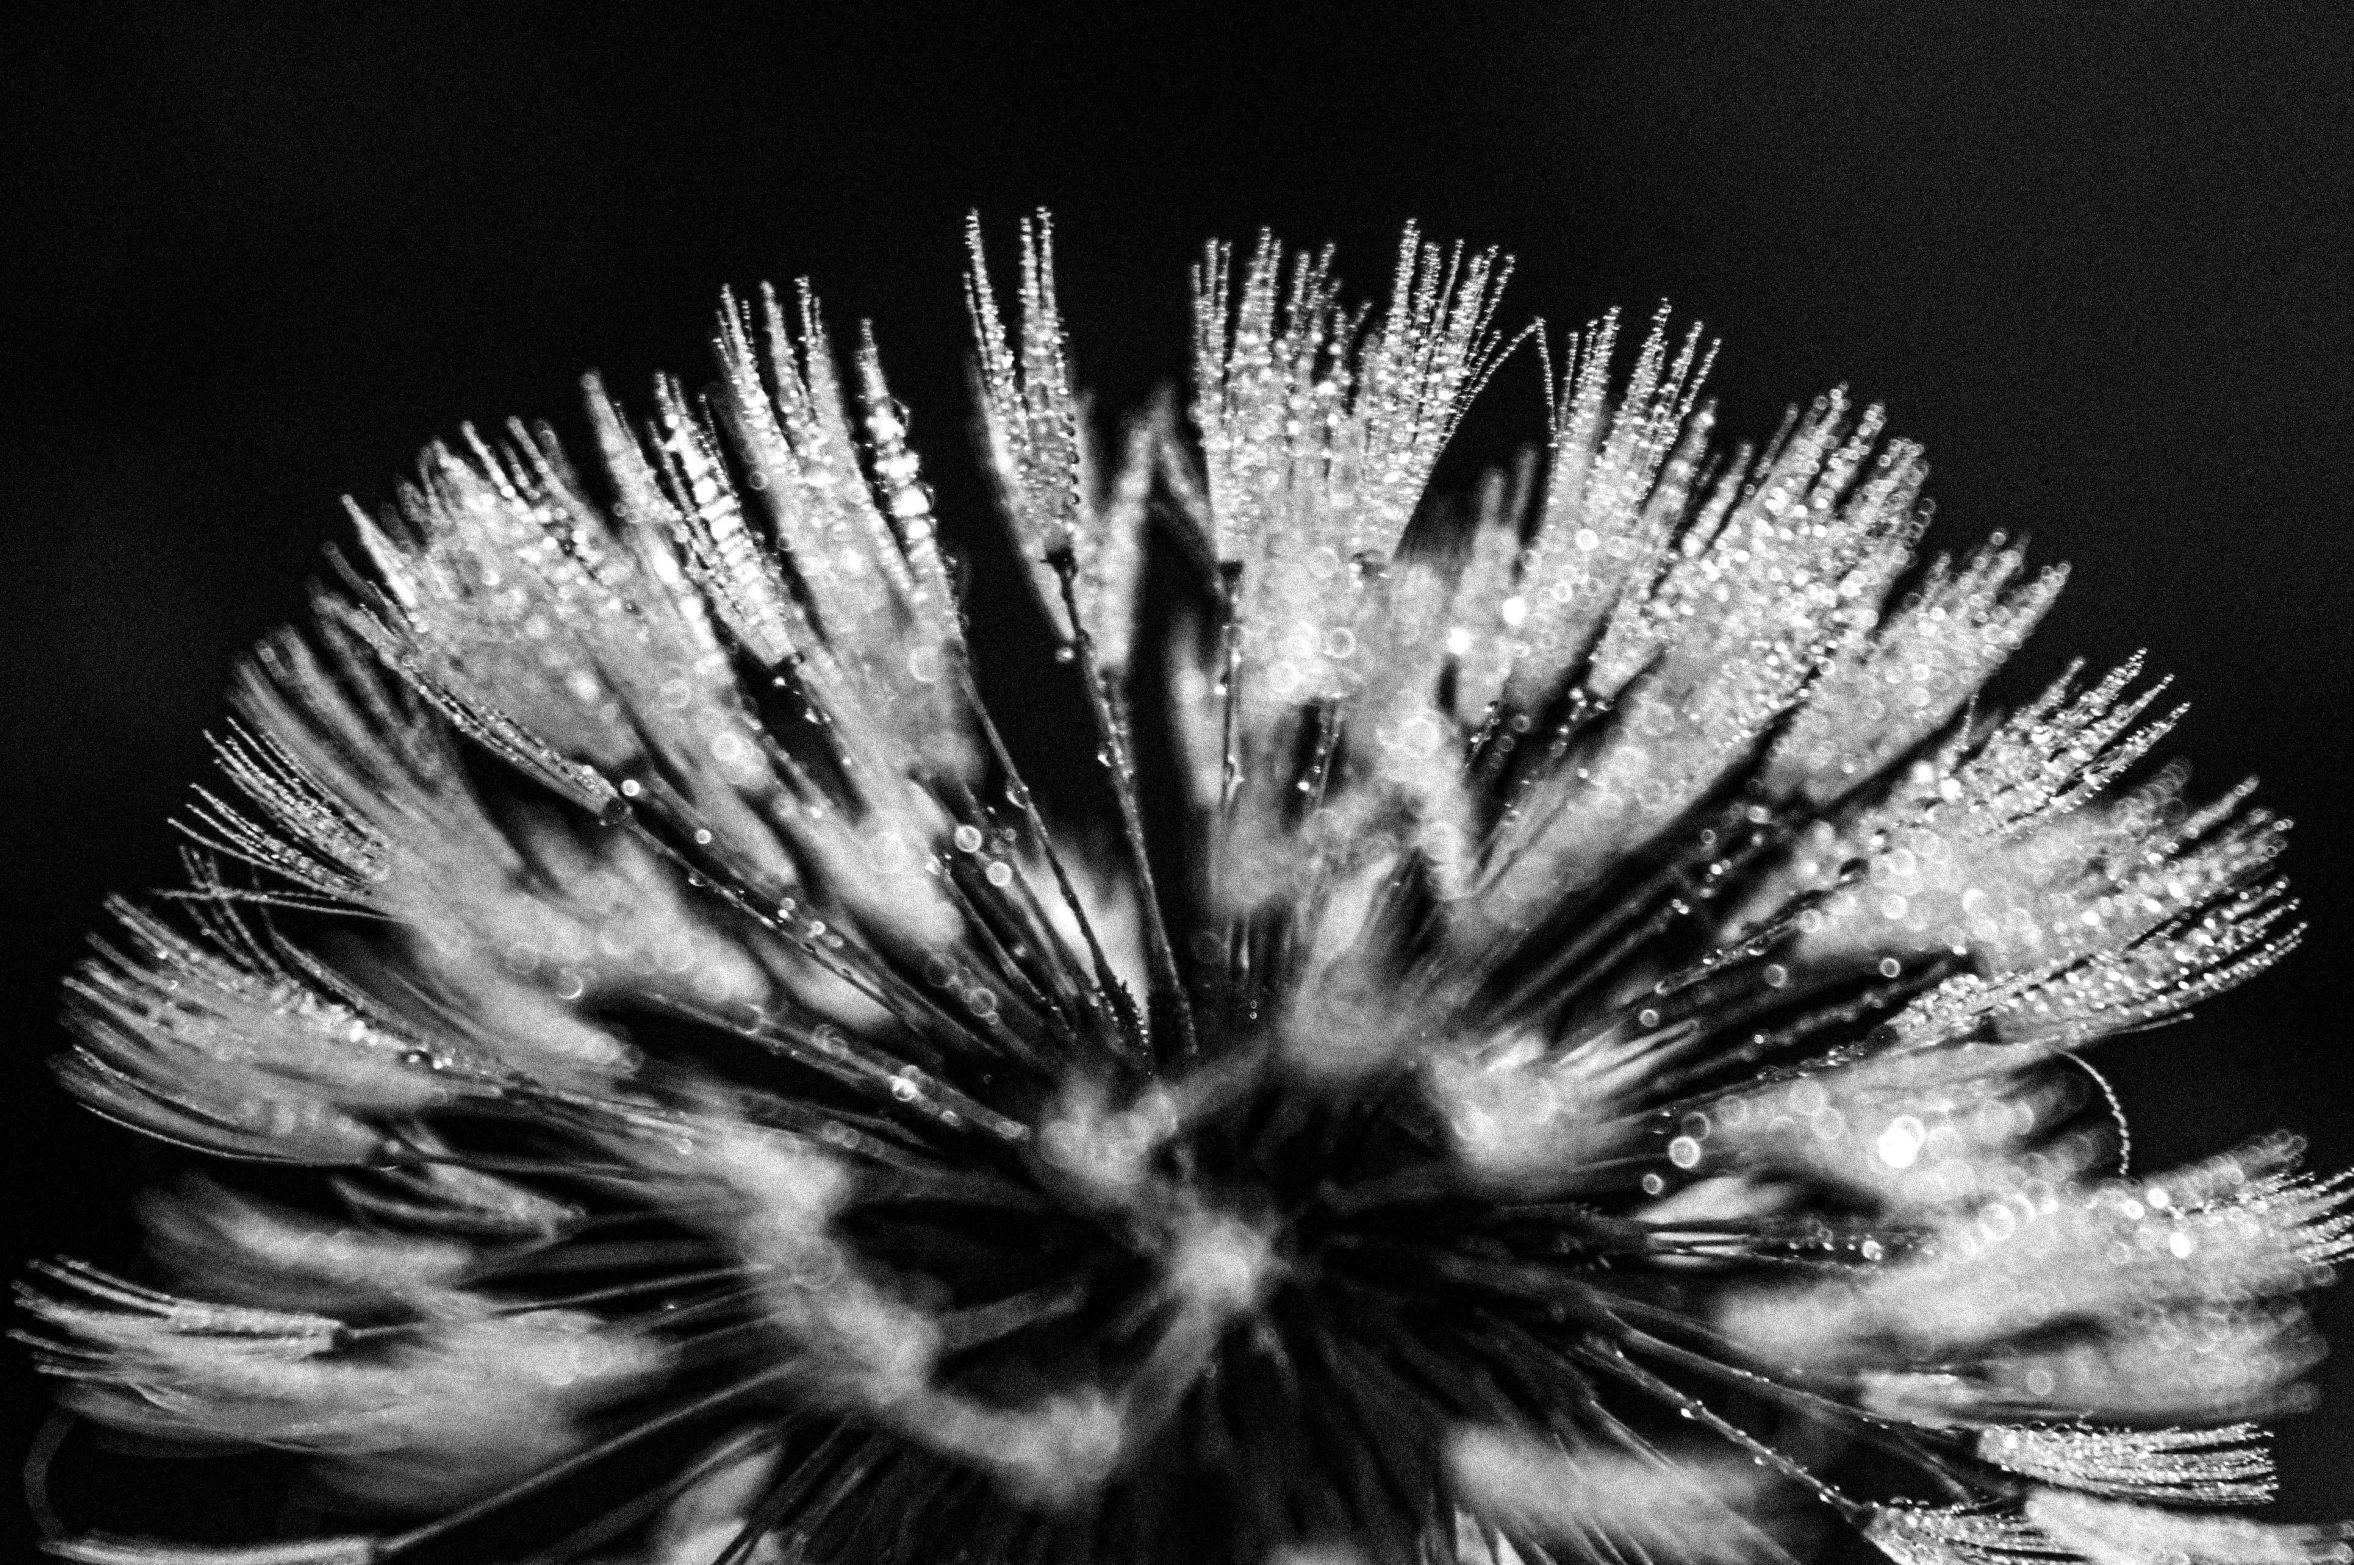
[5,1,2349,1553]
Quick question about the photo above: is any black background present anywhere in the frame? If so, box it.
[4,2,2350,1554]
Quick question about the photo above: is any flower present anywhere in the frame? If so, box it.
[21,214,2348,1565]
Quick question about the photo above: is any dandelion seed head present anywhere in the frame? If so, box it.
[23,215,2343,1565]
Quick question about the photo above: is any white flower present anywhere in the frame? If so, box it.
[25,215,2341,1565]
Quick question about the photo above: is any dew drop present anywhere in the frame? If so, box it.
[1875,1115,1926,1170]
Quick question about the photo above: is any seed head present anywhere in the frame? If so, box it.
[23,216,2342,1565]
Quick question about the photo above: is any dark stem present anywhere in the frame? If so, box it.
[1569,1335,1866,1523]
[960,660,1151,1065]
[1052,547,1200,1064]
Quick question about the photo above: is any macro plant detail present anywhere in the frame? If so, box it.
[18,213,2351,1565]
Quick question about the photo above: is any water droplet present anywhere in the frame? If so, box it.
[1875,1115,1926,1170]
